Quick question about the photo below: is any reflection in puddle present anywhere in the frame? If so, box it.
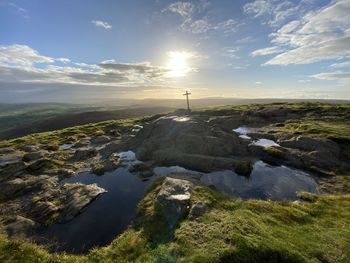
[201,161,317,200]
[153,165,201,176]
[34,166,154,253]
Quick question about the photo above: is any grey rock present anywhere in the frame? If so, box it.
[71,147,98,161]
[91,135,111,144]
[72,138,91,148]
[188,202,207,220]
[0,147,16,154]
[20,145,40,152]
[22,151,48,163]
[155,177,192,228]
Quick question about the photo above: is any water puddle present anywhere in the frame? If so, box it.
[201,161,317,200]
[252,138,280,148]
[34,151,154,254]
[233,126,252,139]
[153,165,201,176]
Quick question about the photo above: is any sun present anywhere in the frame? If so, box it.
[166,51,193,77]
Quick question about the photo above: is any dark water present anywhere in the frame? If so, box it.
[201,161,318,200]
[35,166,154,253]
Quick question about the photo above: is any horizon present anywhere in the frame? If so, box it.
[1,0,350,102]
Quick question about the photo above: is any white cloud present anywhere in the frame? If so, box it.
[254,81,262,85]
[56,58,70,64]
[311,71,350,81]
[251,46,285,57]
[167,2,194,18]
[262,0,350,65]
[1,2,29,18]
[330,61,350,68]
[0,44,54,66]
[92,20,112,29]
[165,2,239,35]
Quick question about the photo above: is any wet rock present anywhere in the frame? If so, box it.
[5,216,39,237]
[91,135,111,144]
[46,168,76,179]
[188,202,207,220]
[92,156,120,175]
[22,151,48,163]
[129,162,151,173]
[99,141,122,158]
[29,183,106,224]
[71,147,98,161]
[155,177,192,228]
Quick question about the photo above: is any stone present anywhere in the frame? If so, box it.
[72,138,91,148]
[22,151,48,162]
[99,141,122,158]
[26,158,62,174]
[188,202,207,220]
[92,156,120,175]
[0,147,16,154]
[5,216,38,237]
[91,135,111,144]
[20,145,40,152]
[155,177,192,228]
[0,175,56,200]
[29,182,106,224]
[70,147,98,161]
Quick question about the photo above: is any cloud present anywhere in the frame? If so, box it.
[92,20,112,29]
[251,46,285,57]
[0,44,54,66]
[165,2,240,35]
[1,2,29,18]
[166,2,195,18]
[311,71,350,82]
[0,44,172,87]
[330,61,350,68]
[260,0,350,65]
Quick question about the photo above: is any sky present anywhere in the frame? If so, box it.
[0,0,350,103]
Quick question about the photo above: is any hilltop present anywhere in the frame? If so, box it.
[0,102,349,262]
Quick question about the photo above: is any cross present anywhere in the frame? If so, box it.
[183,90,191,112]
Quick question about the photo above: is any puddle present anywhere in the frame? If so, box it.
[201,161,317,200]
[233,126,252,139]
[34,159,154,253]
[59,144,73,150]
[252,138,280,148]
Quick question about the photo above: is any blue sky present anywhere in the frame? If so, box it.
[0,0,350,102]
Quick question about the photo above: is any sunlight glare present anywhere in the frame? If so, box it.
[166,51,193,77]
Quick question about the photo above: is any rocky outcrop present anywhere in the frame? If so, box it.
[131,115,248,171]
[0,175,57,200]
[22,151,48,162]
[91,135,111,144]
[155,177,192,228]
[70,147,98,161]
[188,202,207,220]
[28,183,106,224]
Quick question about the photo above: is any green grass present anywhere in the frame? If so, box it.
[1,185,349,263]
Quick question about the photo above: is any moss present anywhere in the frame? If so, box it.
[233,160,253,176]
[264,146,285,159]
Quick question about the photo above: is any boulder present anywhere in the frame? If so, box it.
[70,147,98,161]
[0,161,27,182]
[99,141,123,158]
[20,145,40,152]
[155,177,192,228]
[22,151,48,163]
[91,135,111,144]
[72,138,91,148]
[92,156,120,175]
